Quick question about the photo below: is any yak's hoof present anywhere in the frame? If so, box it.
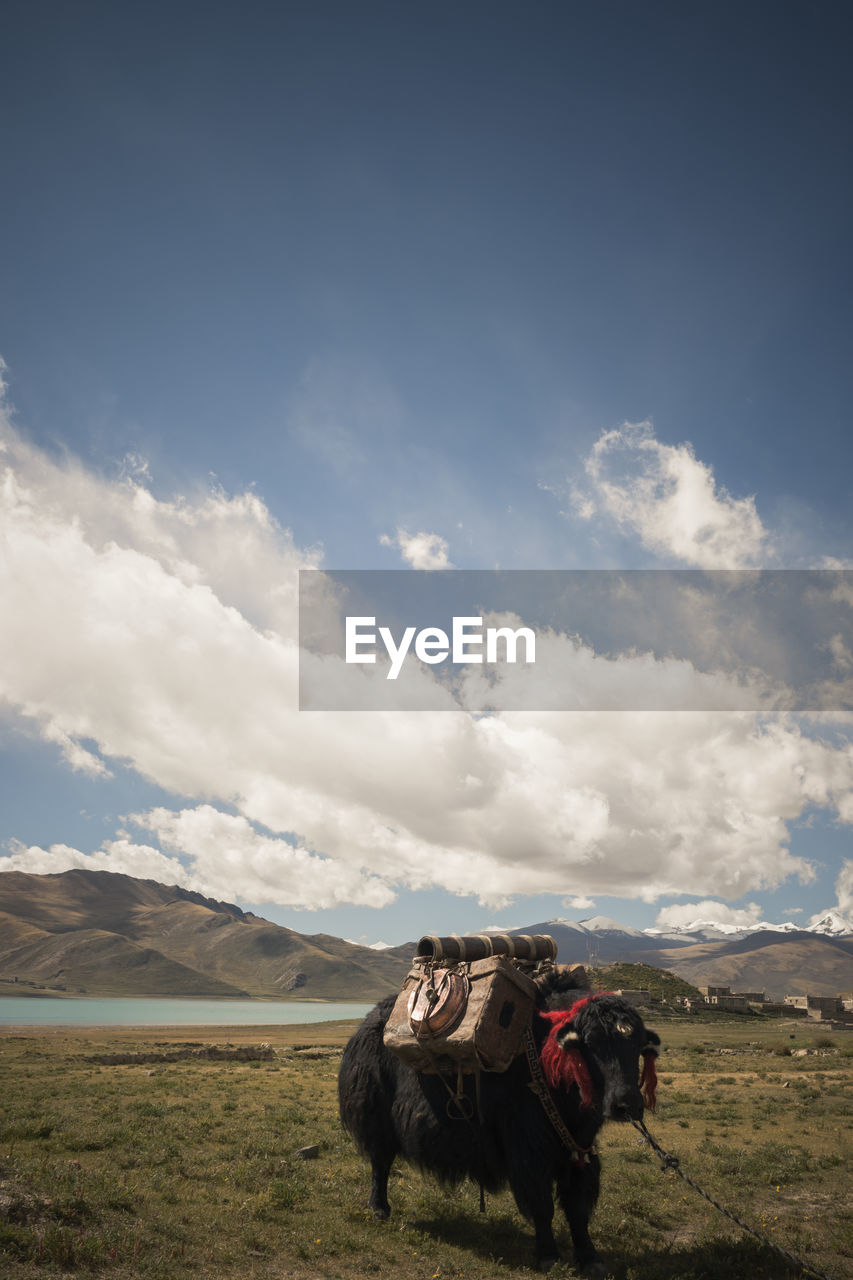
[370,1206,390,1221]
[578,1260,608,1279]
[536,1257,559,1273]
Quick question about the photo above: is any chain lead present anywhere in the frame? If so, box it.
[630,1117,835,1280]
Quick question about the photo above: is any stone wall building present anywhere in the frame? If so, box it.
[698,985,749,1011]
[785,994,844,1019]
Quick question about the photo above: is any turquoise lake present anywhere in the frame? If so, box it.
[0,996,373,1026]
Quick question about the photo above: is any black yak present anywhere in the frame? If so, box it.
[338,966,660,1275]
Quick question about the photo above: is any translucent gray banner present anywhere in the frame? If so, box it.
[298,570,853,712]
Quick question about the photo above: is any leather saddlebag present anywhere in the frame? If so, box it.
[383,954,537,1073]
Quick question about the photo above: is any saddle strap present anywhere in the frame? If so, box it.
[522,1027,595,1164]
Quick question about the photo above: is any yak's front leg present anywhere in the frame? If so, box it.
[528,1192,560,1274]
[508,1167,560,1272]
[368,1153,392,1220]
[557,1158,607,1278]
[532,1208,560,1274]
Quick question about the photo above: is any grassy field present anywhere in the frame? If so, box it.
[1,1015,851,1280]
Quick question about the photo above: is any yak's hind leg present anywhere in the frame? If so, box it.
[368,1153,393,1220]
[556,1156,606,1278]
[338,996,400,1222]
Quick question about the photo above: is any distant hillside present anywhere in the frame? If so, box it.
[0,870,412,1000]
[509,918,853,1000]
[0,911,245,997]
[589,961,702,1005]
[5,870,850,1004]
[641,931,853,1000]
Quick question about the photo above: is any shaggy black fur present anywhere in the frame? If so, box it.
[338,966,661,1275]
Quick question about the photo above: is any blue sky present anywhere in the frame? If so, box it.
[1,1,853,947]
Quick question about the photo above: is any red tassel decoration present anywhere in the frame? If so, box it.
[538,1002,595,1108]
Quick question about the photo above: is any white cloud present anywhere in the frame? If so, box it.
[1,406,852,911]
[456,611,787,714]
[829,633,853,672]
[0,837,190,886]
[41,723,112,778]
[0,811,394,911]
[135,805,395,908]
[833,859,853,914]
[380,527,453,569]
[572,420,770,568]
[564,895,595,910]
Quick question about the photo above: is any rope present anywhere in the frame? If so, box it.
[432,1064,486,1212]
[630,1117,836,1280]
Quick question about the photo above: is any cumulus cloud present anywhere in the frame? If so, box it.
[0,837,189,884]
[1,399,853,911]
[572,421,770,568]
[829,634,853,672]
[456,612,786,714]
[137,805,394,908]
[0,809,392,910]
[380,527,453,569]
[832,859,853,915]
[40,723,112,778]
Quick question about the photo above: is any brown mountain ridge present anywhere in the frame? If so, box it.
[2,870,850,1004]
[0,870,412,1000]
[641,931,853,1001]
[507,919,852,1001]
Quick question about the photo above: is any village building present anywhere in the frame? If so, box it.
[784,994,853,1022]
[697,985,750,1011]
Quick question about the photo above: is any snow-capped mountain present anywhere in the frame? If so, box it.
[502,909,853,998]
[807,909,853,937]
[645,918,805,942]
[505,909,852,957]
[577,915,648,938]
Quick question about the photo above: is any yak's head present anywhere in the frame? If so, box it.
[539,993,661,1121]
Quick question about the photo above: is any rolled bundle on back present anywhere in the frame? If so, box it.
[416,933,557,963]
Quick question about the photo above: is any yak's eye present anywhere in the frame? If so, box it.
[616,1020,633,1036]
